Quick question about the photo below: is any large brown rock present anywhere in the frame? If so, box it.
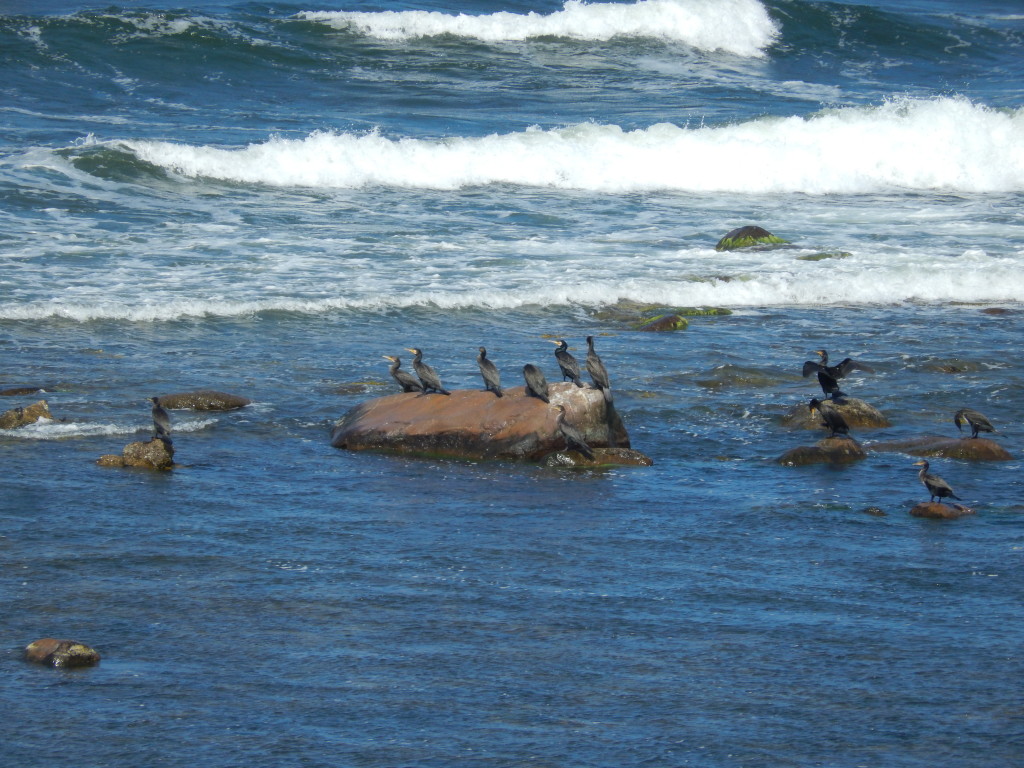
[156,390,251,411]
[870,435,1012,461]
[332,383,631,462]
[0,399,53,429]
[24,638,101,668]
[778,436,867,465]
[909,502,975,519]
[782,397,891,429]
[97,437,175,470]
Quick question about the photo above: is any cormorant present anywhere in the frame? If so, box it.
[150,397,172,444]
[802,349,875,380]
[383,355,423,393]
[808,397,849,438]
[476,347,503,397]
[816,369,847,400]
[522,364,550,403]
[914,460,961,504]
[405,348,451,395]
[549,339,584,387]
[585,335,612,401]
[954,408,994,439]
[553,404,595,460]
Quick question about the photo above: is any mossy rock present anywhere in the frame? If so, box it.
[715,226,788,252]
[636,314,688,332]
[25,638,101,668]
[675,307,732,316]
[870,435,1012,461]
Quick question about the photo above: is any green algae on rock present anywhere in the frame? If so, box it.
[715,225,788,252]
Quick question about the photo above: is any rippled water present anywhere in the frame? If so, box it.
[3,0,1024,765]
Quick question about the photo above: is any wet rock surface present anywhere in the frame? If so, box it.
[156,389,251,411]
[24,638,101,668]
[0,399,53,429]
[870,435,1011,461]
[332,383,636,462]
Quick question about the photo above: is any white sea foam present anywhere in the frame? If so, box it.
[0,417,218,440]
[119,97,1024,194]
[298,0,779,56]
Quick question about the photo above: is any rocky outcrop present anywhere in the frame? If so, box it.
[98,437,175,470]
[870,435,1011,461]
[0,399,53,429]
[778,436,867,465]
[782,397,891,429]
[909,502,975,520]
[332,383,636,462]
[24,638,101,668]
[1,386,46,396]
[156,390,251,410]
[715,225,788,251]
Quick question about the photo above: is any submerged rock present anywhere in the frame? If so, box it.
[782,397,890,429]
[98,437,175,470]
[156,390,251,411]
[540,446,654,468]
[24,638,101,668]
[909,502,975,520]
[778,436,867,465]
[870,435,1011,461]
[636,314,688,332]
[1,386,47,396]
[715,225,788,252]
[332,383,635,462]
[0,399,53,429]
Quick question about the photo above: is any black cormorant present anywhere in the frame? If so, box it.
[523,364,549,403]
[585,335,612,401]
[802,349,875,380]
[476,347,503,397]
[383,355,423,393]
[816,370,847,400]
[914,460,961,503]
[549,339,584,387]
[808,397,849,438]
[553,404,595,460]
[954,408,994,439]
[150,396,172,443]
[405,348,451,395]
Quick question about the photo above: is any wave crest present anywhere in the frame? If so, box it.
[298,0,779,56]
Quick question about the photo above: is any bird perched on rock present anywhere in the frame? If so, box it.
[476,347,503,397]
[808,397,849,438]
[815,369,847,400]
[549,339,584,387]
[802,349,874,381]
[585,335,612,402]
[383,355,423,393]
[150,397,172,444]
[405,348,450,395]
[913,460,961,504]
[954,408,994,439]
[523,364,549,403]
[553,404,594,460]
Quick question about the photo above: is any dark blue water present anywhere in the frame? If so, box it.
[2,1,1024,765]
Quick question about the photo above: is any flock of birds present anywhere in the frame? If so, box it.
[144,342,998,503]
[800,349,998,507]
[377,336,614,460]
[380,336,612,405]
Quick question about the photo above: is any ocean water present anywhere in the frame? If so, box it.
[2,1,1023,765]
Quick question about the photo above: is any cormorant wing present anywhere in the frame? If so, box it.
[801,360,822,378]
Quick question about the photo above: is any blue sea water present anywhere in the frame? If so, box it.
[2,1,1024,766]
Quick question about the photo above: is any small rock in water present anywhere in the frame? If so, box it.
[715,225,788,252]
[778,436,867,466]
[156,390,251,411]
[636,314,688,332]
[98,437,175,470]
[909,502,975,520]
[24,638,101,668]
[0,399,53,429]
